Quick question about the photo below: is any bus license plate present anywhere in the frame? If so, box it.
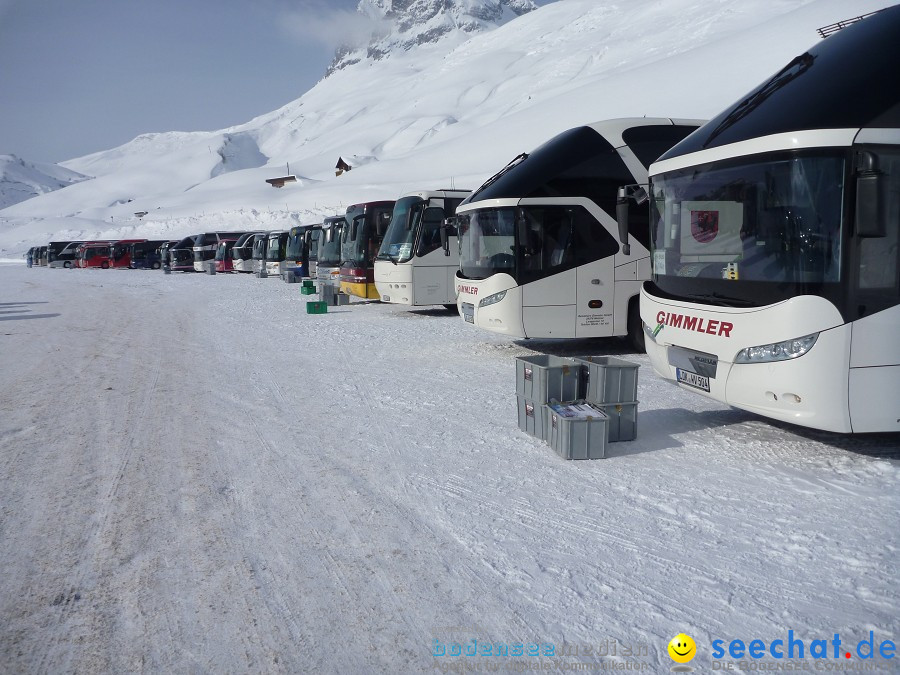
[461,303,474,323]
[677,368,710,392]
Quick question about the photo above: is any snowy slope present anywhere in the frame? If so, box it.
[0,0,892,253]
[0,154,91,211]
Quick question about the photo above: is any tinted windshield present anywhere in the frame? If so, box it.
[377,196,423,263]
[252,236,268,260]
[307,229,320,261]
[318,222,343,266]
[111,243,132,260]
[341,215,366,266]
[341,205,393,267]
[266,234,287,260]
[215,242,234,261]
[286,228,305,260]
[648,151,846,306]
[171,248,193,263]
[47,243,68,260]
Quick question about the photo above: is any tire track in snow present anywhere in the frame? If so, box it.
[408,470,849,641]
[31,309,164,673]
[241,360,429,669]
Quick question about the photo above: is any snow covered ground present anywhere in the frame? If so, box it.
[2,263,897,673]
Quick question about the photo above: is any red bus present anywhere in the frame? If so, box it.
[108,239,147,268]
[214,239,240,272]
[76,241,115,268]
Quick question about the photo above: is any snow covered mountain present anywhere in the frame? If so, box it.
[0,155,90,211]
[0,0,890,254]
[327,0,538,74]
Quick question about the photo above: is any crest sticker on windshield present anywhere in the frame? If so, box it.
[691,210,719,243]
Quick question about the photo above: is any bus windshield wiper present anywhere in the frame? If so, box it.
[376,252,398,265]
[471,152,529,200]
[692,292,756,307]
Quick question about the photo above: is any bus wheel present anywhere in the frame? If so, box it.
[627,299,645,353]
[64,261,71,268]
[101,261,109,269]
[152,262,160,269]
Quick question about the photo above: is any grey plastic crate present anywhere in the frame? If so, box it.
[515,355,581,404]
[574,356,639,404]
[545,402,609,460]
[594,401,638,442]
[516,395,548,440]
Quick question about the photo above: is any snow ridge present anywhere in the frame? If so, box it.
[327,0,537,74]
[0,155,91,211]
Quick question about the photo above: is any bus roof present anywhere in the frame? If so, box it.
[657,6,900,163]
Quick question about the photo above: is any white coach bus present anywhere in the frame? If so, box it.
[453,117,702,350]
[374,189,470,308]
[620,7,899,432]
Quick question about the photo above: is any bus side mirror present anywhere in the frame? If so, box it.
[616,191,631,256]
[516,210,530,252]
[441,216,459,256]
[855,169,887,238]
[616,184,648,256]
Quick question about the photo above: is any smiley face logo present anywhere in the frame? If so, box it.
[668,633,696,664]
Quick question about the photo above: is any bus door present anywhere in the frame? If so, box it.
[848,147,900,430]
[411,206,452,304]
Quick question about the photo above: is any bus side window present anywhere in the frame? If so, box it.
[417,208,445,256]
[571,207,618,266]
[545,210,573,268]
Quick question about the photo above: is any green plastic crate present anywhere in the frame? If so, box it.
[300,286,316,295]
[306,301,327,314]
[302,279,315,288]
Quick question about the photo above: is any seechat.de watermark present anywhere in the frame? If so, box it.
[665,630,895,672]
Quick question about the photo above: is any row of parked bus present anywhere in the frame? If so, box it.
[23,9,900,434]
[26,239,173,270]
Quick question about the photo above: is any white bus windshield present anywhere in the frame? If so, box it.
[650,152,845,305]
[458,205,618,283]
[458,209,517,280]
[377,196,424,263]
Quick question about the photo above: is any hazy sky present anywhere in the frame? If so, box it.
[0,0,552,166]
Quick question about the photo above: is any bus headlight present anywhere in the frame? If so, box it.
[734,333,819,364]
[478,290,507,308]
